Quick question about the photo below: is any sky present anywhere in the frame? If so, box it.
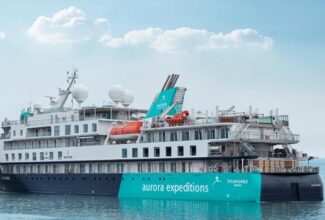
[0,0,324,156]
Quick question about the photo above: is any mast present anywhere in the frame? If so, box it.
[47,69,78,109]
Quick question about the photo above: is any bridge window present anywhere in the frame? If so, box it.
[207,129,215,139]
[166,146,172,157]
[122,148,127,158]
[89,164,93,173]
[54,126,60,136]
[58,151,62,160]
[92,123,97,132]
[11,153,15,161]
[159,132,165,142]
[220,128,229,139]
[18,153,22,161]
[65,125,71,135]
[170,132,177,141]
[171,162,176,172]
[182,131,190,141]
[132,148,138,158]
[74,125,79,134]
[148,163,152,173]
[178,146,184,156]
[143,148,149,157]
[83,124,88,133]
[40,152,44,160]
[190,145,197,156]
[25,153,29,161]
[147,133,154,142]
[159,162,165,172]
[154,147,160,157]
[5,154,8,161]
[80,164,85,173]
[32,152,36,161]
[182,162,186,173]
[107,164,111,173]
[137,163,143,172]
[120,163,124,173]
[49,152,54,160]
[97,163,102,173]
[194,130,202,140]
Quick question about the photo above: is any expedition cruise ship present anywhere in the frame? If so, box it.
[0,71,323,202]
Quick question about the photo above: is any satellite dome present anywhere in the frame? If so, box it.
[72,84,89,104]
[109,85,125,104]
[121,89,135,107]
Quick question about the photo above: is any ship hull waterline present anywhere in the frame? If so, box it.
[0,172,323,202]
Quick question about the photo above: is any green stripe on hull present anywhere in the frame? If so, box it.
[118,173,261,202]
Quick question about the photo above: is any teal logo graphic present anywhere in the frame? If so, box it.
[212,176,222,185]
[146,88,180,118]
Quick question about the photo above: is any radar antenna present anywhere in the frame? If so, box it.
[47,69,79,109]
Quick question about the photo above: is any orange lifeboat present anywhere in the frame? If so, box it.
[165,111,189,126]
[110,121,143,141]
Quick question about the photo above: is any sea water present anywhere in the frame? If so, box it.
[0,159,324,220]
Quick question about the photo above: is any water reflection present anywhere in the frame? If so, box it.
[0,193,323,220]
[119,199,261,220]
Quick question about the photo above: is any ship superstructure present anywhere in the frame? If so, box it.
[0,72,322,202]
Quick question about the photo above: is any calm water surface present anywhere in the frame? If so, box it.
[0,159,324,220]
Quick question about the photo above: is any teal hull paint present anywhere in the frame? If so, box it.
[118,173,261,202]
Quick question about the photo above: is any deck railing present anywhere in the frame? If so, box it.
[230,131,299,143]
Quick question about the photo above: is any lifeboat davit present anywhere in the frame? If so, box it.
[165,111,189,126]
[110,121,143,141]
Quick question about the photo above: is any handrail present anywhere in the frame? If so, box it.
[230,131,299,142]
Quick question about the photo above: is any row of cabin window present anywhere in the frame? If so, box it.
[5,151,63,162]
[146,128,229,143]
[11,123,98,138]
[122,145,197,158]
[54,123,97,136]
[4,137,105,150]
[8,161,192,174]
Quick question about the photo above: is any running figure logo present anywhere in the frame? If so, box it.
[213,176,222,185]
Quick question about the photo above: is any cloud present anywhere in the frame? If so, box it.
[28,6,106,44]
[27,6,273,53]
[100,27,273,53]
[0,31,5,39]
[99,28,163,48]
[94,18,109,26]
